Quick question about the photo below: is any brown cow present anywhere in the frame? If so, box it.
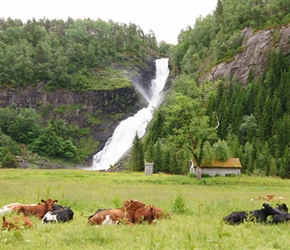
[88,199,145,226]
[2,216,33,230]
[133,205,155,224]
[16,199,58,219]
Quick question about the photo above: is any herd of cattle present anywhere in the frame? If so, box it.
[1,196,290,230]
[224,202,290,225]
[0,198,170,230]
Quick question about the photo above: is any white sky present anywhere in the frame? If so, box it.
[1,0,217,45]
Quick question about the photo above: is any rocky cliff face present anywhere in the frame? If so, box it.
[199,24,290,85]
[0,57,157,162]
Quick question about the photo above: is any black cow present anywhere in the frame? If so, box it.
[249,203,277,223]
[223,211,248,225]
[42,207,74,223]
[224,203,278,225]
[272,203,290,224]
[52,204,63,211]
[275,203,288,213]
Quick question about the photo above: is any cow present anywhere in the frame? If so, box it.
[223,211,249,225]
[2,216,33,230]
[275,203,288,213]
[16,198,58,219]
[88,208,107,220]
[88,199,145,226]
[133,205,155,224]
[224,203,278,225]
[42,207,74,224]
[249,203,278,223]
[0,202,38,216]
[271,203,290,224]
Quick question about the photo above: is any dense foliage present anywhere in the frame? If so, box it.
[143,0,290,177]
[0,17,160,91]
[0,107,96,165]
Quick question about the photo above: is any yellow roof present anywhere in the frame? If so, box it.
[200,158,242,168]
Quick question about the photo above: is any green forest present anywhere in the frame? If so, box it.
[140,0,290,177]
[1,0,290,179]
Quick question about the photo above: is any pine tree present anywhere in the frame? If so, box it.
[153,140,163,173]
[128,133,144,171]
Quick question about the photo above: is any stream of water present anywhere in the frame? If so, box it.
[90,58,169,170]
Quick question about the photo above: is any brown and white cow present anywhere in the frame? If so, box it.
[0,202,38,216]
[2,216,33,230]
[88,199,145,226]
[16,199,58,219]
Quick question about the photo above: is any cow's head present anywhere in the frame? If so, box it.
[41,199,58,211]
[129,199,145,211]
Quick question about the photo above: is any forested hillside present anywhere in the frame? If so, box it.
[0,17,165,168]
[142,0,290,178]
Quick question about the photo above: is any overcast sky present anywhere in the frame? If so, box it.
[1,0,217,44]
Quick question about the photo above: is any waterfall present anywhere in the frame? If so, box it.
[90,58,169,171]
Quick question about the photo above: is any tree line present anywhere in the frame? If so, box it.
[0,17,160,91]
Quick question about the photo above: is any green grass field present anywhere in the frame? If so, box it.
[1,169,290,250]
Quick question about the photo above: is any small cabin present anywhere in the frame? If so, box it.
[194,158,242,177]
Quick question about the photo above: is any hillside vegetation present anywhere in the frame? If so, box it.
[142,0,290,178]
[0,17,166,167]
[0,17,160,91]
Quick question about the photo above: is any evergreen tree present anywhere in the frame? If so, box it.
[153,140,163,173]
[128,133,144,171]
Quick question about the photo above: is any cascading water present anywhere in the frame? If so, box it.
[90,58,169,171]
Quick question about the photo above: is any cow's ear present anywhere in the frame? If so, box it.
[53,200,58,203]
[41,200,45,203]
[3,216,6,222]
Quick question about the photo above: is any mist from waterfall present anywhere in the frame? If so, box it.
[90,58,169,170]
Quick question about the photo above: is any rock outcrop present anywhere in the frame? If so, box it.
[199,24,290,85]
[0,58,157,162]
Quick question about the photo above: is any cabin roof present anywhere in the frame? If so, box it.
[200,158,242,168]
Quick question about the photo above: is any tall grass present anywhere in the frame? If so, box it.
[1,169,290,249]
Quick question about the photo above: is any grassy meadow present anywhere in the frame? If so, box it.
[1,169,290,250]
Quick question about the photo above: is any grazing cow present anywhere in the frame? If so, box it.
[2,216,33,230]
[42,207,74,224]
[133,205,155,224]
[249,203,277,223]
[16,198,58,219]
[88,199,145,226]
[224,211,249,225]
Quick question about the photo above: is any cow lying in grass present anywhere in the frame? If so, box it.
[2,216,33,230]
[224,203,279,225]
[88,199,145,226]
[16,199,58,219]
[42,207,74,224]
[271,203,290,224]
